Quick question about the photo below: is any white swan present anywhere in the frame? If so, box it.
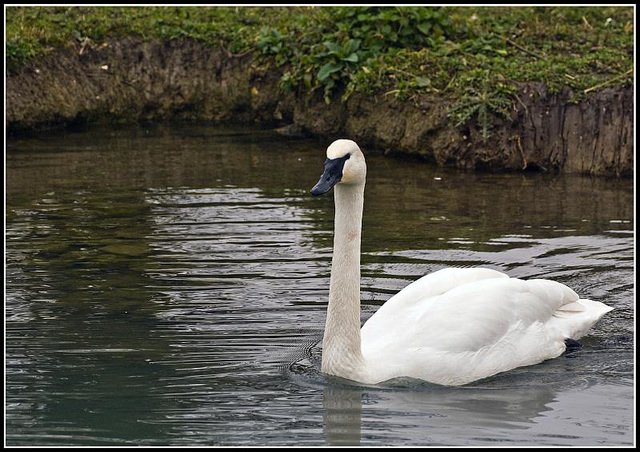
[310,139,613,386]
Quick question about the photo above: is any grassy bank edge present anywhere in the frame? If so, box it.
[6,5,634,137]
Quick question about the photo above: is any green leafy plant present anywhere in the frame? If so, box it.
[254,7,454,103]
[256,27,293,66]
[308,7,452,101]
[448,71,514,141]
[332,7,451,50]
[314,38,364,102]
[6,37,40,72]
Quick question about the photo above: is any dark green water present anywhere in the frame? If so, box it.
[5,125,634,446]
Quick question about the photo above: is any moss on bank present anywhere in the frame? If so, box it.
[5,6,634,145]
[7,7,633,93]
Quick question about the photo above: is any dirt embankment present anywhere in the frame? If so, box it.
[6,38,633,177]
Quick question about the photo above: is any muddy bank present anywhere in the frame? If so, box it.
[6,38,633,177]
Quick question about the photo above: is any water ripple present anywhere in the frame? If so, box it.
[6,125,633,446]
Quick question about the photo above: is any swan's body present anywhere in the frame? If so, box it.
[311,139,613,386]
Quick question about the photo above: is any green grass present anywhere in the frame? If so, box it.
[6,6,634,134]
[6,6,275,66]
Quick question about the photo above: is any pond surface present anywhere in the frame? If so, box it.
[5,124,634,446]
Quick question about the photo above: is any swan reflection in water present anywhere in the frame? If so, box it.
[321,371,585,446]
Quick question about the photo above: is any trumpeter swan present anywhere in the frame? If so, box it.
[310,139,613,386]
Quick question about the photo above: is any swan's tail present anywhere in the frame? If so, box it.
[549,298,613,341]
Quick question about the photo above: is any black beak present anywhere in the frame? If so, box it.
[310,154,350,196]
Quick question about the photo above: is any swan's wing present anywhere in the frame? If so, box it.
[362,267,508,335]
[362,269,611,375]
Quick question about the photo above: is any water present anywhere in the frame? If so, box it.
[5,124,634,446]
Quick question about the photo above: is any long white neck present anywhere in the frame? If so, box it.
[322,182,366,378]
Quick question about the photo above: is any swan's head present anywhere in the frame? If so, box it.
[310,139,366,196]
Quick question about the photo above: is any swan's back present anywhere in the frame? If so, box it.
[360,268,612,385]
